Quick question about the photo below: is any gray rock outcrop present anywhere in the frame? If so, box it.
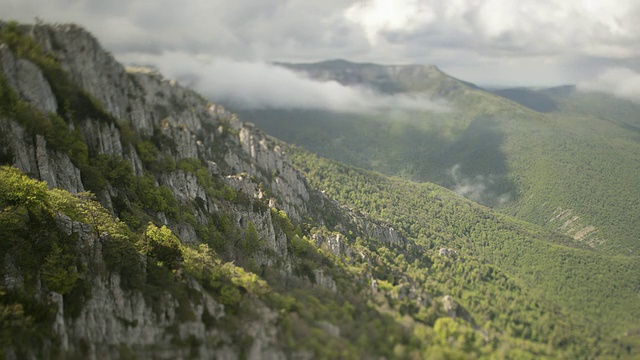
[0,22,409,359]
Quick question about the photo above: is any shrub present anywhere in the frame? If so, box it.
[41,243,78,294]
[142,223,183,270]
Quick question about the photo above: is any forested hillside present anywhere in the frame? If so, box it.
[1,21,639,359]
[289,148,640,338]
[240,60,640,255]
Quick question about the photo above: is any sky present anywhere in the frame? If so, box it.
[3,0,640,106]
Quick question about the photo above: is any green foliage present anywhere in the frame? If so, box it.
[181,244,268,315]
[136,140,175,173]
[41,243,78,295]
[271,208,296,238]
[289,148,639,357]
[133,176,166,212]
[0,22,115,125]
[178,158,238,201]
[102,233,144,289]
[181,244,221,283]
[143,223,183,270]
[243,83,640,255]
[0,302,35,348]
[4,22,639,359]
[0,289,54,357]
[136,141,160,169]
[176,158,201,173]
[241,221,262,254]
[0,165,50,210]
[0,166,144,356]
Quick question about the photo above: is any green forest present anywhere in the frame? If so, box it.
[289,146,640,357]
[1,21,639,359]
[241,63,640,256]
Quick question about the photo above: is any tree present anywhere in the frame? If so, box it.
[41,242,78,295]
[143,223,183,270]
[242,221,262,254]
[0,166,50,212]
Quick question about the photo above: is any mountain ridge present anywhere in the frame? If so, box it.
[242,58,640,256]
[1,20,639,359]
[275,58,480,97]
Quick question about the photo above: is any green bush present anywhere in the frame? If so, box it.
[143,223,183,270]
[41,243,78,295]
[241,221,262,254]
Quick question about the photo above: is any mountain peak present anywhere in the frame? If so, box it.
[2,20,639,360]
[276,59,472,95]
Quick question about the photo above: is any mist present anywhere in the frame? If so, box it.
[577,68,640,102]
[450,164,511,206]
[135,52,450,114]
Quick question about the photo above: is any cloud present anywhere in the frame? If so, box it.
[450,164,487,200]
[344,0,435,45]
[2,0,640,86]
[577,68,640,101]
[2,0,365,62]
[345,0,640,59]
[135,52,450,114]
[449,164,510,205]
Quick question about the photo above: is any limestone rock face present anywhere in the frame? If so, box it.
[312,233,345,257]
[0,119,85,194]
[34,135,85,194]
[79,120,123,156]
[443,295,458,317]
[313,269,338,292]
[0,45,57,113]
[0,22,408,359]
[42,213,286,360]
[32,24,131,120]
[439,248,458,258]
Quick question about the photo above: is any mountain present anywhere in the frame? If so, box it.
[240,60,640,256]
[1,21,639,359]
[488,87,562,112]
[0,21,413,359]
[276,59,480,96]
[288,146,640,341]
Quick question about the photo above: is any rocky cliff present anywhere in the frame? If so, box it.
[0,22,413,359]
[1,20,631,360]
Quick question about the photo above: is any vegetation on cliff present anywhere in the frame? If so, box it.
[1,21,639,359]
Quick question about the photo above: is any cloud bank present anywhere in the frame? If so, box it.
[142,53,449,113]
[2,0,640,86]
[577,68,640,102]
[345,0,640,59]
[450,164,510,205]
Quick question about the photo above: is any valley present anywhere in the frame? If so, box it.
[240,59,640,256]
[0,21,639,359]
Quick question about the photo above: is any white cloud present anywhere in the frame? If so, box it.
[2,0,640,86]
[344,0,435,44]
[346,0,640,58]
[138,52,450,113]
[577,68,640,101]
[450,164,487,200]
[449,164,511,205]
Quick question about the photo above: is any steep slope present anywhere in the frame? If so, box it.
[241,60,640,255]
[277,59,479,96]
[0,21,415,359]
[289,148,640,336]
[1,21,639,359]
[489,87,559,112]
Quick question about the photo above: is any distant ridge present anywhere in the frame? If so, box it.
[274,58,479,95]
[489,87,559,112]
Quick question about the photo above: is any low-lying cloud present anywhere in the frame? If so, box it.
[131,52,450,114]
[3,0,640,87]
[577,68,640,102]
[450,164,510,205]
